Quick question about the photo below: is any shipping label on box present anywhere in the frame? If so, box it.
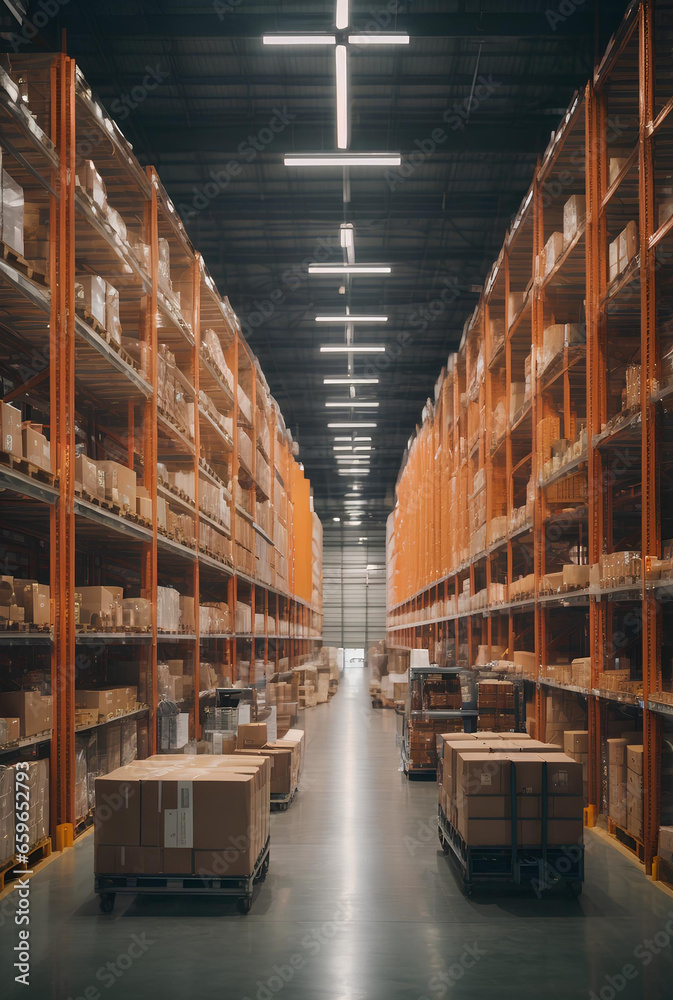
[164,781,194,848]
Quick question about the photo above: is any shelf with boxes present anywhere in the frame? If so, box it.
[386,1,673,876]
[0,53,322,838]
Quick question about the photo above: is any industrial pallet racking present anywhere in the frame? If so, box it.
[387,0,673,875]
[0,54,322,842]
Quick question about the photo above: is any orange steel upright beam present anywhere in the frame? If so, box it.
[144,169,159,752]
[229,331,239,681]
[585,79,605,819]
[192,258,201,736]
[639,0,662,873]
[532,172,545,739]
[50,54,76,832]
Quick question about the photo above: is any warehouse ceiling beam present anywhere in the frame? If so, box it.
[140,122,549,154]
[59,12,595,40]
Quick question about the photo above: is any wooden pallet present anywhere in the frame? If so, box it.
[75,812,94,837]
[608,819,645,862]
[2,241,42,282]
[0,837,52,893]
[0,452,55,487]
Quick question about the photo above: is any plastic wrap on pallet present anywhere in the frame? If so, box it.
[120,718,138,766]
[199,602,231,634]
[0,765,14,864]
[202,329,235,392]
[75,744,88,822]
[157,586,180,632]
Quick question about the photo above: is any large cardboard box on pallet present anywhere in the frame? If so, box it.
[454,751,583,847]
[95,755,271,877]
[0,401,22,459]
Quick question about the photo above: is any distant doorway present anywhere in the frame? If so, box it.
[345,647,365,669]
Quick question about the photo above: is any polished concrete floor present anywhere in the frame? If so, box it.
[3,666,673,999]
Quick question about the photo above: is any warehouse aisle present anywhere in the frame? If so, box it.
[3,668,673,999]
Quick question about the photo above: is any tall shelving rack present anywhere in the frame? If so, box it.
[387,0,673,876]
[0,54,322,840]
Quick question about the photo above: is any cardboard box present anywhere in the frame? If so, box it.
[22,424,50,472]
[544,231,564,276]
[75,455,103,498]
[562,565,590,589]
[2,168,24,255]
[94,845,163,875]
[627,770,642,798]
[627,745,644,775]
[0,717,20,743]
[105,282,122,345]
[23,583,50,625]
[96,461,137,510]
[564,731,589,755]
[0,402,22,459]
[94,768,142,845]
[75,689,116,717]
[237,722,267,750]
[78,274,106,328]
[77,160,107,210]
[563,194,586,244]
[78,586,120,626]
[0,605,24,623]
[137,495,152,520]
[608,738,628,766]
[0,691,52,738]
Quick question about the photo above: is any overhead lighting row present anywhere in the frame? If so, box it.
[265,1,409,510]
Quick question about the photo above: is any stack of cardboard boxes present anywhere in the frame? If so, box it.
[477,680,515,731]
[563,730,589,803]
[0,577,51,628]
[626,744,644,841]
[75,686,138,726]
[0,689,53,739]
[543,691,587,751]
[608,737,628,830]
[235,721,304,798]
[0,759,49,865]
[94,754,270,877]
[438,733,583,848]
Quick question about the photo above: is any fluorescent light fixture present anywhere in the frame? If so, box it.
[320,345,385,353]
[338,470,369,475]
[316,314,388,323]
[309,264,392,275]
[284,153,401,167]
[333,445,353,451]
[344,499,366,504]
[346,521,362,526]
[332,517,341,522]
[323,377,379,385]
[353,436,372,442]
[263,34,337,45]
[336,0,349,30]
[328,422,377,428]
[354,445,372,451]
[336,44,349,149]
[340,224,354,249]
[325,401,380,408]
[348,34,410,44]
[334,436,353,441]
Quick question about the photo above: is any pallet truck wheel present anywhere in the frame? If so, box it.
[261,854,270,877]
[567,881,583,898]
[99,894,115,913]
[238,896,253,915]
[438,831,450,854]
[463,880,473,898]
